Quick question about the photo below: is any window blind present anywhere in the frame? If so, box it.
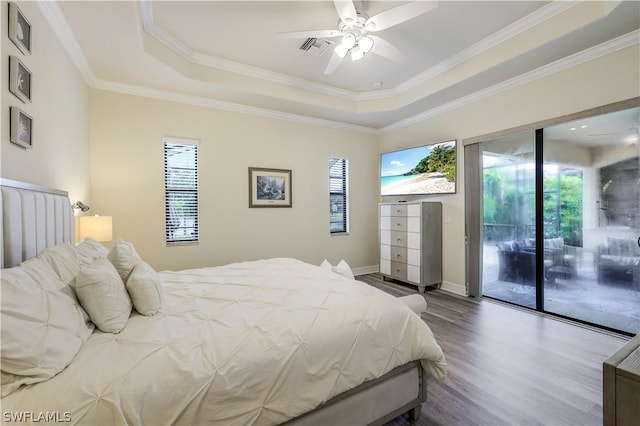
[329,157,349,234]
[164,141,199,244]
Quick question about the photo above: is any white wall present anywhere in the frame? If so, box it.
[88,90,380,271]
[0,1,90,203]
[379,45,639,294]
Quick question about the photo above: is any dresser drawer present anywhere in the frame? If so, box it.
[380,259,391,275]
[389,231,408,247]
[380,244,391,260]
[390,261,407,280]
[389,217,407,232]
[390,246,408,264]
[390,205,407,217]
[407,265,420,283]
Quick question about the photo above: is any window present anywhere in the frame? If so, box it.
[164,139,199,245]
[329,157,349,234]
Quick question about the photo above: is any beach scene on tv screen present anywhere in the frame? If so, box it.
[381,141,456,195]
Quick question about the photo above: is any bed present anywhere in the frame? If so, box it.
[0,178,447,425]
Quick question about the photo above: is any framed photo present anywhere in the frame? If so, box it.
[9,55,31,103]
[10,106,33,149]
[248,167,292,208]
[8,3,31,55]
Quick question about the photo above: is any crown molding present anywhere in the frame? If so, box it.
[396,1,580,93]
[381,30,640,133]
[137,1,581,103]
[138,1,359,101]
[37,1,638,136]
[37,1,96,85]
[91,79,378,135]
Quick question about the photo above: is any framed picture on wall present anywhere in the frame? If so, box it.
[9,55,31,103]
[248,167,292,208]
[10,106,33,149]
[8,3,31,55]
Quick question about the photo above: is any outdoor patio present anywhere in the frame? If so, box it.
[482,244,640,334]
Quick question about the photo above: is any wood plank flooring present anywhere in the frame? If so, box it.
[355,273,631,426]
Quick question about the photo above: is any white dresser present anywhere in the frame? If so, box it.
[379,202,442,292]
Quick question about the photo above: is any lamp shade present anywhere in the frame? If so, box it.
[78,215,113,242]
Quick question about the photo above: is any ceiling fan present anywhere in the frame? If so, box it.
[279,0,438,74]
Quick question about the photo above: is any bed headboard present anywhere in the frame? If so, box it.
[1,178,75,268]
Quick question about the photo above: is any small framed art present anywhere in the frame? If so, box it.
[248,167,292,208]
[8,3,31,55]
[9,55,31,103]
[10,106,33,149]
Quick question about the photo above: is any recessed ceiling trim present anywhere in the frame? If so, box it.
[91,79,378,135]
[138,1,582,103]
[38,1,638,135]
[395,1,580,94]
[139,0,194,62]
[382,30,640,133]
[138,2,360,101]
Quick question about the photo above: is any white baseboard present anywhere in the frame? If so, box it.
[355,266,467,297]
[440,280,466,296]
[353,265,379,276]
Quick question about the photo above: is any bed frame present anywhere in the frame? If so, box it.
[0,178,427,425]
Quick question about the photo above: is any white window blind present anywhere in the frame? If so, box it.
[329,157,349,234]
[164,140,199,245]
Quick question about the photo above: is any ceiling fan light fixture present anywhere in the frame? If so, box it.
[341,33,356,49]
[351,45,364,61]
[359,36,374,53]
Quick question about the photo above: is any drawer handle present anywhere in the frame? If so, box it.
[396,223,401,227]
[397,238,401,242]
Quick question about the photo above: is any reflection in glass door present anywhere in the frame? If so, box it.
[479,107,640,335]
[543,109,640,334]
[481,132,537,309]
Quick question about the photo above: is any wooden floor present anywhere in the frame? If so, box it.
[356,274,631,426]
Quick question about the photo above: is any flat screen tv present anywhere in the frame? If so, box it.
[380,140,456,196]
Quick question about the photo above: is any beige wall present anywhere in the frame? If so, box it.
[0,1,90,203]
[379,45,639,294]
[88,90,379,271]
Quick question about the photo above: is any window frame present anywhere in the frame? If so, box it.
[164,137,200,246]
[329,157,349,235]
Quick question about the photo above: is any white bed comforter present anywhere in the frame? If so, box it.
[2,258,446,425]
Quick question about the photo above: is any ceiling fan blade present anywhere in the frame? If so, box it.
[324,52,345,75]
[333,0,357,23]
[278,29,343,39]
[369,36,404,62]
[367,1,438,32]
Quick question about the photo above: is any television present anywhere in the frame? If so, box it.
[380,140,457,196]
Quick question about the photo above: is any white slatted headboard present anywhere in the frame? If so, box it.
[0,179,75,268]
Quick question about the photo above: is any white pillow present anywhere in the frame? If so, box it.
[126,261,162,316]
[75,257,132,333]
[76,237,109,268]
[1,258,94,397]
[333,260,355,280]
[319,259,355,280]
[107,238,141,282]
[320,259,332,272]
[36,242,80,286]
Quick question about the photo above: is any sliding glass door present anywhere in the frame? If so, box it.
[542,110,640,334]
[477,105,640,334]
